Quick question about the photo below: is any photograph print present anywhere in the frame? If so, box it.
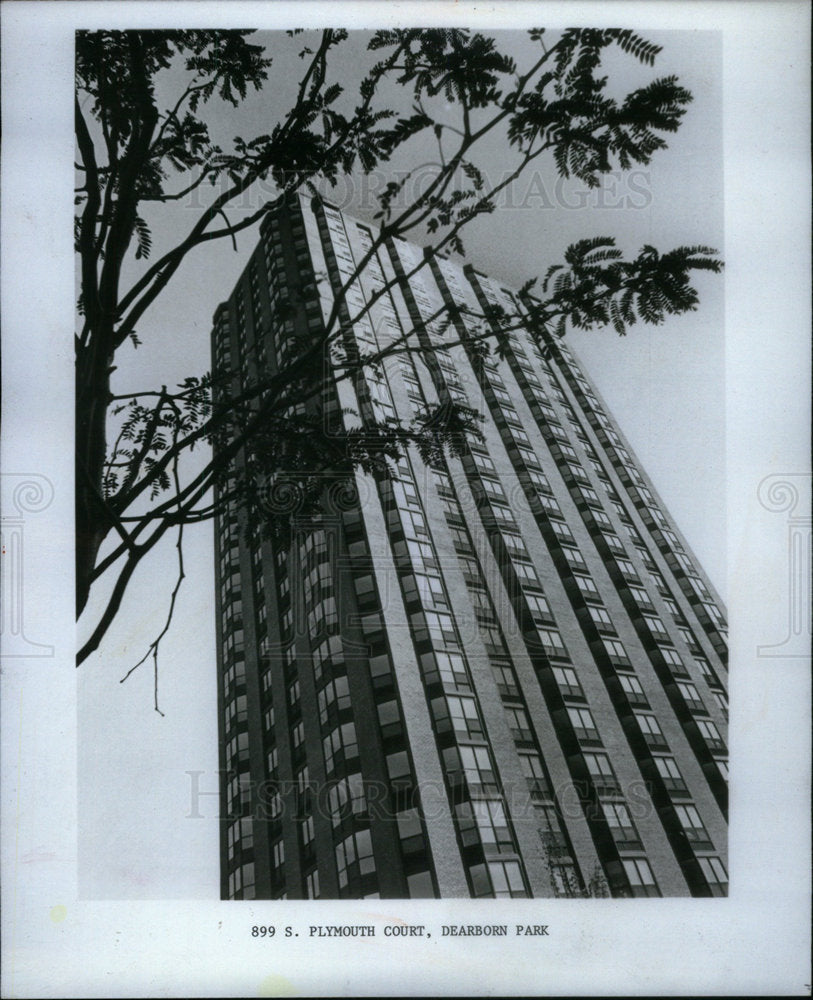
[75,26,729,902]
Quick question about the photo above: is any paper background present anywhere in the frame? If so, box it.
[1,1,810,995]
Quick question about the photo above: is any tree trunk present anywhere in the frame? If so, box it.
[75,341,113,618]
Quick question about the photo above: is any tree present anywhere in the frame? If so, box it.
[75,27,722,671]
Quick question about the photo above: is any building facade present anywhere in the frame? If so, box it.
[211,193,729,900]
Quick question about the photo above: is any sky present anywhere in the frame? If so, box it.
[75,27,725,899]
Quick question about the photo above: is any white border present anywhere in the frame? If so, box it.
[2,2,810,996]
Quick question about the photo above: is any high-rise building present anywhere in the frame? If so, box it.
[211,193,728,901]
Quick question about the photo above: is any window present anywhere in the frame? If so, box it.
[263,704,275,731]
[628,585,655,610]
[515,560,540,585]
[449,526,472,552]
[518,752,549,798]
[652,758,687,797]
[536,628,568,659]
[574,574,600,600]
[526,469,552,493]
[481,478,507,503]
[660,647,685,671]
[385,750,410,782]
[407,871,434,899]
[396,807,424,855]
[711,691,729,718]
[590,508,613,528]
[404,508,428,538]
[526,593,553,625]
[504,705,533,742]
[619,673,649,707]
[456,744,498,794]
[434,650,469,689]
[316,676,351,725]
[696,718,726,752]
[407,538,436,569]
[228,861,256,900]
[440,494,462,521]
[579,486,601,506]
[473,452,497,475]
[491,661,519,699]
[603,531,627,555]
[602,637,631,666]
[442,695,484,740]
[307,596,338,637]
[583,752,620,794]
[615,557,640,582]
[677,680,706,713]
[678,626,701,652]
[548,421,569,442]
[424,610,456,643]
[491,503,517,527]
[602,802,641,847]
[483,860,527,898]
[704,602,727,628]
[226,817,254,860]
[552,665,583,699]
[226,730,250,770]
[550,520,577,546]
[537,492,562,516]
[642,614,669,639]
[225,694,248,730]
[479,624,505,654]
[588,605,615,633]
[322,721,358,774]
[502,532,529,560]
[335,829,375,889]
[562,547,588,572]
[568,706,600,744]
[328,772,367,822]
[312,634,344,681]
[694,656,714,680]
[457,556,481,585]
[305,868,320,899]
[353,573,377,609]
[299,815,315,850]
[458,799,514,854]
[622,857,660,897]
[636,713,668,750]
[378,699,401,740]
[698,857,728,896]
[409,573,448,611]
[547,860,582,897]
[674,804,712,847]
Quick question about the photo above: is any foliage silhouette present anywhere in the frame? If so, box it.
[75,28,721,676]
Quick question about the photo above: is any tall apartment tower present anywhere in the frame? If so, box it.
[211,193,729,901]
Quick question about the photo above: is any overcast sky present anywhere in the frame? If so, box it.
[76,28,725,899]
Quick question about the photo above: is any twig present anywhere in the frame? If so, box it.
[118,444,186,715]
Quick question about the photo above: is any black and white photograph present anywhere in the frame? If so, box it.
[1,1,810,996]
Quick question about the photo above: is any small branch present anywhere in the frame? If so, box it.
[118,448,186,715]
[150,78,209,153]
[217,209,239,252]
[140,167,216,203]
